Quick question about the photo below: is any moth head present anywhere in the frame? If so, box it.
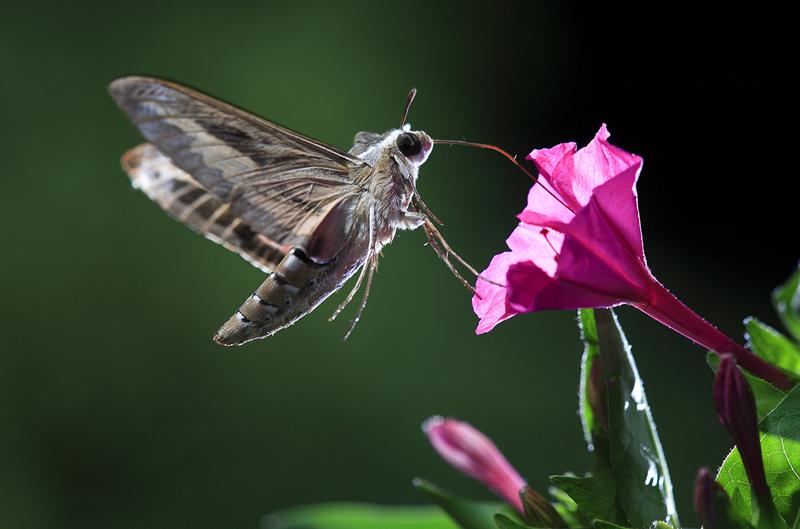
[394,126,433,166]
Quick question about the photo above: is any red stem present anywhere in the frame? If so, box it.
[632,280,792,390]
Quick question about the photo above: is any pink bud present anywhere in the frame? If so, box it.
[423,417,527,514]
[713,355,771,505]
[694,467,722,529]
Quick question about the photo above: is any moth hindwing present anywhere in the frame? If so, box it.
[110,76,452,344]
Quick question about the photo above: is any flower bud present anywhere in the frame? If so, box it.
[694,467,723,529]
[521,486,567,528]
[423,416,526,514]
[713,355,773,508]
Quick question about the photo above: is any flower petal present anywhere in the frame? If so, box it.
[527,141,577,179]
[475,125,648,331]
[473,224,563,334]
[473,251,519,334]
[508,169,650,313]
[506,223,562,275]
[530,124,642,209]
[507,260,624,312]
[586,158,644,258]
[553,168,648,295]
[517,175,575,227]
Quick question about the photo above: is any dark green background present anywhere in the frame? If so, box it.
[1,3,795,529]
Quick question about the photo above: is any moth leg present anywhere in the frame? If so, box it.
[342,253,377,341]
[410,192,476,287]
[412,190,444,225]
[424,220,480,277]
[423,219,479,293]
[329,251,371,322]
[329,205,377,326]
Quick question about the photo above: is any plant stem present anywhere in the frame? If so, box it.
[632,280,792,390]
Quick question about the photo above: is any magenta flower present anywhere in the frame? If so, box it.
[423,416,526,514]
[473,125,790,389]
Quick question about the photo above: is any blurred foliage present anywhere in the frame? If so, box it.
[263,503,459,529]
[413,479,509,529]
[0,2,795,529]
[772,267,800,342]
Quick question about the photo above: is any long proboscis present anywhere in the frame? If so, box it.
[432,139,575,213]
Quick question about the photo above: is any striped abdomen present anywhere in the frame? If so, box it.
[213,246,363,345]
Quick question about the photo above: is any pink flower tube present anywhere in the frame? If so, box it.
[472,125,790,389]
[423,416,527,514]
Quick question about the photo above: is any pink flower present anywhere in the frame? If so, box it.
[423,416,526,514]
[474,125,646,328]
[473,125,790,389]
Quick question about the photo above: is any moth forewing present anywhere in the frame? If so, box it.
[111,77,437,344]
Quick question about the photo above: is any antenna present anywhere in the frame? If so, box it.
[400,87,417,127]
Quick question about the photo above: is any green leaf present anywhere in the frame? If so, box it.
[708,352,787,421]
[578,309,680,528]
[773,265,800,342]
[494,513,534,529]
[703,479,753,529]
[549,474,619,524]
[562,311,625,526]
[263,502,460,529]
[590,520,630,529]
[717,383,800,527]
[729,489,751,527]
[792,508,800,529]
[650,523,674,529]
[549,486,590,528]
[414,478,507,529]
[746,318,800,376]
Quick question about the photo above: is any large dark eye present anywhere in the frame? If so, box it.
[396,132,422,157]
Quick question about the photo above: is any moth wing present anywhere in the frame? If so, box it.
[109,76,365,258]
[122,143,287,272]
